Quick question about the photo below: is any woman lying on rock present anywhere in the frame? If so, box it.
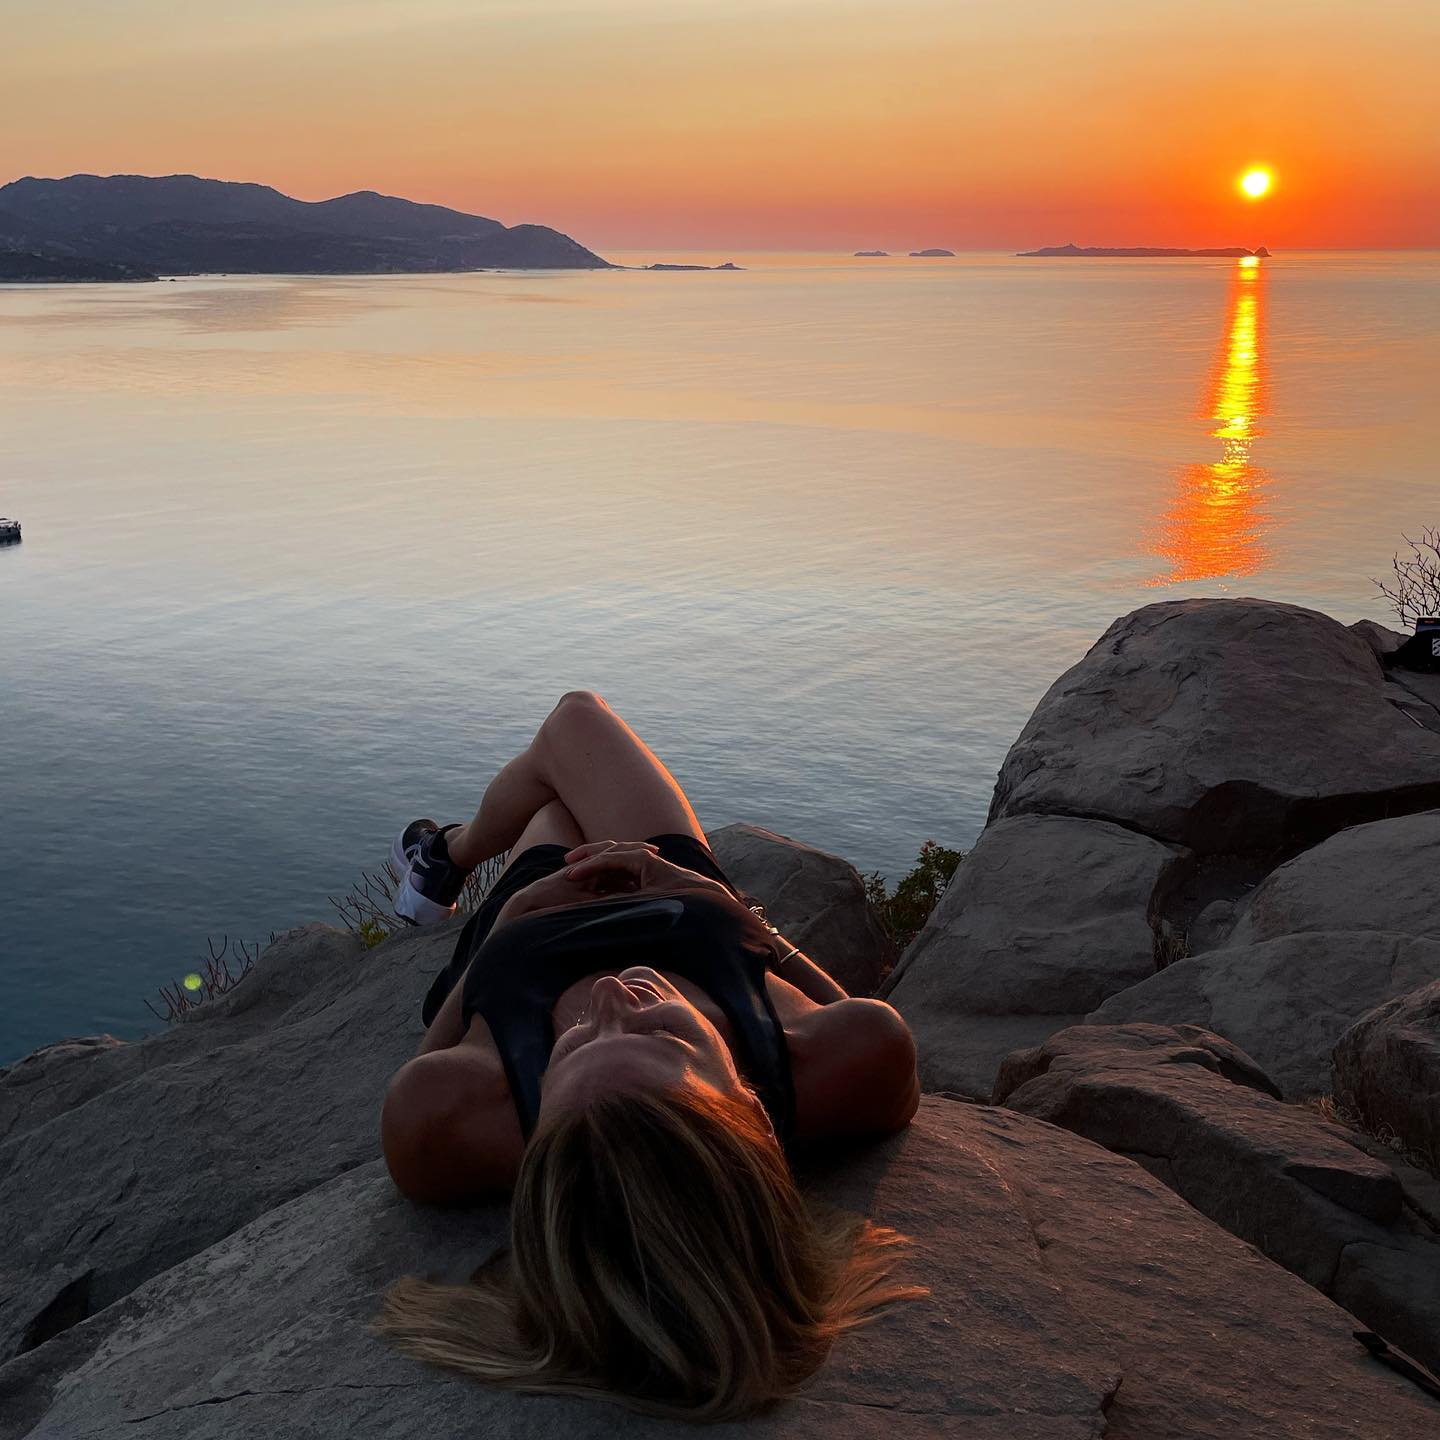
[373,690,924,1421]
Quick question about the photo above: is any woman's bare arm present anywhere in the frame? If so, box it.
[766,932,849,1004]
[415,969,470,1055]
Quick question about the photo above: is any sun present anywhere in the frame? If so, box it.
[1240,168,1273,199]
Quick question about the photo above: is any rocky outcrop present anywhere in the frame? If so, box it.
[1087,932,1440,1098]
[0,923,402,1367]
[881,816,1184,1095]
[0,173,611,274]
[887,599,1440,1105]
[989,599,1440,855]
[995,1024,1440,1375]
[8,1083,1440,1438]
[1228,811,1440,947]
[706,824,896,995]
[1335,980,1440,1171]
[11,595,1440,1432]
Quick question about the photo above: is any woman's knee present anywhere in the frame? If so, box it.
[550,689,609,717]
[540,691,614,752]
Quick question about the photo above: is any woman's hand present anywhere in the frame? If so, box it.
[559,840,739,906]
[490,866,621,928]
[489,840,696,929]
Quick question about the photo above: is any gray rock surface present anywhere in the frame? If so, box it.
[0,921,427,1367]
[8,1097,1440,1439]
[1334,1244,1440,1376]
[881,816,1184,1097]
[1349,618,1407,660]
[993,1020,1283,1105]
[990,599,1440,853]
[0,1036,134,1145]
[1187,899,1237,953]
[1229,810,1440,947]
[1087,931,1440,1098]
[1334,979,1440,1171]
[994,1024,1440,1375]
[706,823,897,994]
[1387,666,1440,735]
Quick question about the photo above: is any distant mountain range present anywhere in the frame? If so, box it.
[1019,243,1272,258]
[0,173,610,279]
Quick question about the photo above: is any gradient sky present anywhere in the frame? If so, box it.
[4,0,1437,250]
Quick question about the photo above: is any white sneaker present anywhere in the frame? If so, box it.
[391,819,469,925]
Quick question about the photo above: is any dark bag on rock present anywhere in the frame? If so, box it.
[1392,617,1440,673]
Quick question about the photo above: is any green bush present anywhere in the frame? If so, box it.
[863,839,965,953]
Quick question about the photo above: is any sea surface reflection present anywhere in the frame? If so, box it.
[1152,258,1271,582]
[2,252,1436,1062]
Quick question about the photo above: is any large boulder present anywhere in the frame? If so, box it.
[995,1024,1440,1376]
[990,599,1440,854]
[1087,932,1440,1098]
[1334,980,1440,1172]
[7,1098,1440,1440]
[1229,811,1440,946]
[881,815,1184,1097]
[706,823,897,995]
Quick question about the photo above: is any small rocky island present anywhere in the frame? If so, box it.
[1020,242,1272,258]
[909,247,955,257]
[0,172,610,277]
[4,598,1439,1436]
[642,261,743,271]
[854,249,889,257]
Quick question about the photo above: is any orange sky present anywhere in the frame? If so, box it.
[4,0,1438,251]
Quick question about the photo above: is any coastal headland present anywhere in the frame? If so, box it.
[4,596,1439,1434]
[0,172,610,278]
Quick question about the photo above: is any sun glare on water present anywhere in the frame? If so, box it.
[1240,168,1273,199]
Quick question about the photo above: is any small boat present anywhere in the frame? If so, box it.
[0,518,21,544]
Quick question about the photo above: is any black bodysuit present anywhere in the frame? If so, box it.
[456,887,798,1146]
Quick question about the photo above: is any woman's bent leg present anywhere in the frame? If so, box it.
[445,691,703,869]
[442,746,558,870]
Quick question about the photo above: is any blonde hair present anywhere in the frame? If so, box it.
[371,1085,927,1421]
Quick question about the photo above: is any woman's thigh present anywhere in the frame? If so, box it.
[535,692,705,846]
[493,798,586,883]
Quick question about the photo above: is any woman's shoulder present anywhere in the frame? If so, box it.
[785,998,920,1144]
[381,1043,526,1204]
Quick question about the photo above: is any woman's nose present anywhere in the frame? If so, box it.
[587,974,646,1021]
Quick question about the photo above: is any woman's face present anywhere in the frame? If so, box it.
[536,967,768,1132]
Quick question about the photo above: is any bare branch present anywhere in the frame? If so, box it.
[1373,526,1440,630]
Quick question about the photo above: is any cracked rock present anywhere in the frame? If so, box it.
[1086,931,1440,1099]
[995,1023,1440,1379]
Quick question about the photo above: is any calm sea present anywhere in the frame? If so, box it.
[2,250,1436,1063]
